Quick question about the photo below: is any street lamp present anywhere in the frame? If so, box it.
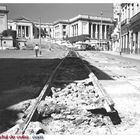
[39,17,42,54]
[100,11,103,50]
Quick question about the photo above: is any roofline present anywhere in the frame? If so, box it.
[9,16,34,24]
[53,14,113,25]
[69,14,113,23]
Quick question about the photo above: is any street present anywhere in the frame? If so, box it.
[79,51,140,134]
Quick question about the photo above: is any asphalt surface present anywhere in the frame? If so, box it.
[0,49,67,133]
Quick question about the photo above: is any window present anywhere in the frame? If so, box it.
[132,4,134,16]
[63,25,66,29]
[63,31,66,36]
[55,25,59,30]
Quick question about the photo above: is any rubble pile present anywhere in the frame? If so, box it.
[37,78,110,134]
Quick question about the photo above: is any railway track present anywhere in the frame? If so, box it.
[8,50,121,135]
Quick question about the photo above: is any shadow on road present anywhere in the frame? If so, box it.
[0,55,114,133]
[83,60,114,80]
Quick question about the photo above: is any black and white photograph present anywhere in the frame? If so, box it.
[0,1,140,138]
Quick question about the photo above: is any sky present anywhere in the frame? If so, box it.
[4,3,113,23]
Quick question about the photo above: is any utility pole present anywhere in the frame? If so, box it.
[100,11,103,50]
[39,17,42,55]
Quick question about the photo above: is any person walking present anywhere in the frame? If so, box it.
[34,44,39,57]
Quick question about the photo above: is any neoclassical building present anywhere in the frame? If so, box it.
[53,20,69,39]
[52,15,113,49]
[69,15,112,40]
[7,14,113,49]
[8,17,34,40]
[34,22,53,38]
[8,17,53,40]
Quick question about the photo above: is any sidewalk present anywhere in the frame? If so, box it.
[102,51,140,60]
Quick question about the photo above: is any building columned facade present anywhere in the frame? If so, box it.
[120,3,140,54]
[8,17,34,40]
[53,15,113,50]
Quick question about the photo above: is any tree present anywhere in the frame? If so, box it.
[107,26,114,39]
[2,29,16,37]
[2,29,19,48]
[33,26,46,38]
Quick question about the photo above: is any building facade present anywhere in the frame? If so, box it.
[111,3,121,52]
[0,5,8,34]
[7,14,113,50]
[53,20,69,40]
[8,17,34,40]
[34,22,52,38]
[52,15,113,50]
[120,3,140,54]
[8,17,53,40]
[0,5,12,49]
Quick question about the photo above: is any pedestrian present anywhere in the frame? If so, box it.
[34,44,39,57]
[120,51,122,56]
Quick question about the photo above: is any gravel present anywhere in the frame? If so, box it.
[36,78,111,134]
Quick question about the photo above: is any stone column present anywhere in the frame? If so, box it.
[91,24,93,39]
[75,25,77,36]
[72,25,73,37]
[126,34,128,53]
[77,24,78,36]
[21,26,23,38]
[76,24,78,36]
[129,30,132,54]
[95,24,98,39]
[73,25,74,36]
[74,25,75,36]
[122,36,123,52]
[123,35,125,52]
[100,24,102,40]
[78,21,82,35]
[76,25,78,36]
[30,25,33,39]
[73,25,75,36]
[133,32,136,54]
[25,26,26,38]
[74,25,76,36]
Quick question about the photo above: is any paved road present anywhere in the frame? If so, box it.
[0,49,67,133]
[79,51,140,134]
